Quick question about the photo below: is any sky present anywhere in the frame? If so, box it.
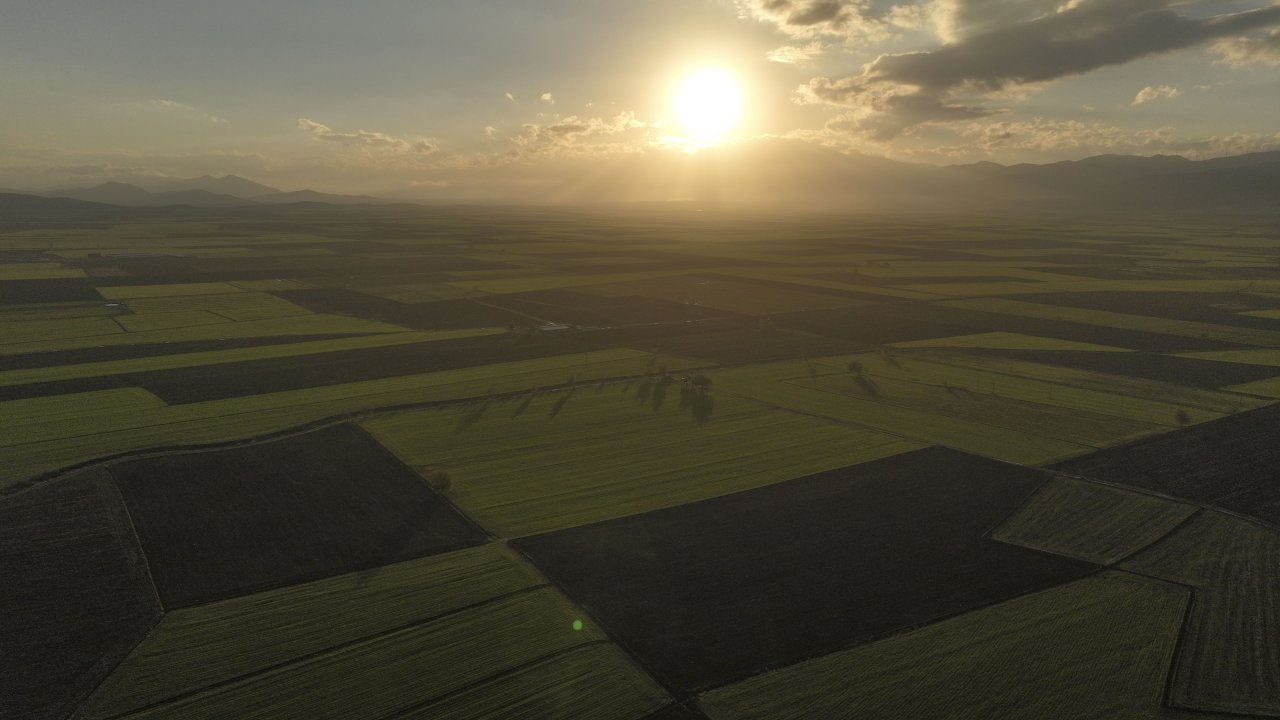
[2,0,1279,198]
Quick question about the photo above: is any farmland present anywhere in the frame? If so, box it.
[2,204,1280,719]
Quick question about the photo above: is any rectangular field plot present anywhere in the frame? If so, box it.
[0,313,408,356]
[97,282,246,299]
[85,585,667,720]
[1122,511,1280,716]
[890,331,1130,352]
[0,472,160,720]
[123,292,312,321]
[574,274,852,315]
[1054,403,1280,526]
[713,357,1179,465]
[0,328,500,387]
[364,388,920,537]
[700,572,1188,720]
[515,447,1096,694]
[1,316,123,345]
[110,424,486,607]
[970,349,1280,388]
[77,544,541,718]
[993,477,1198,565]
[943,297,1280,348]
[125,332,603,404]
[853,351,1262,423]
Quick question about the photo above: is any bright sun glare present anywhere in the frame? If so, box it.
[674,69,741,143]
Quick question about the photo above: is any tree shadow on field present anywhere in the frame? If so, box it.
[852,374,881,400]
[651,376,672,411]
[691,392,714,423]
[455,399,491,433]
[636,378,654,405]
[549,382,576,419]
[513,389,538,417]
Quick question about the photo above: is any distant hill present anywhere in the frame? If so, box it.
[141,174,282,197]
[47,182,256,208]
[253,189,393,205]
[0,192,118,212]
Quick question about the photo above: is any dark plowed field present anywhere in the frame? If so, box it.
[1055,403,1280,526]
[111,424,486,607]
[0,471,160,720]
[516,446,1096,694]
[126,332,596,404]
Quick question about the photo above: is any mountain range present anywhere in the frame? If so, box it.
[1,176,396,208]
[2,150,1277,214]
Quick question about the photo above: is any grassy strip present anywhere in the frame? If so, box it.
[0,314,410,356]
[943,297,1280,348]
[1122,511,1280,715]
[890,331,1130,352]
[993,477,1198,564]
[700,572,1188,720]
[0,389,164,430]
[0,328,502,386]
[1,317,123,345]
[77,544,543,719]
[97,282,246,299]
[366,388,919,537]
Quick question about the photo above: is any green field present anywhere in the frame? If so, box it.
[701,572,1189,720]
[3,207,1280,720]
[993,477,1199,565]
[364,387,921,536]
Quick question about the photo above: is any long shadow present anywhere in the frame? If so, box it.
[691,392,714,423]
[455,399,491,433]
[651,376,672,411]
[513,389,538,417]
[852,374,881,400]
[636,378,654,405]
[549,383,577,419]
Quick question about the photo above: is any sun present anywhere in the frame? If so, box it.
[674,69,741,143]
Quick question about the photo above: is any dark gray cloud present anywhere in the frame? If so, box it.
[804,0,1280,137]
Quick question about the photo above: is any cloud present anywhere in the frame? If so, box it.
[151,99,228,124]
[507,111,648,158]
[803,0,1280,138]
[738,0,918,40]
[297,118,437,154]
[1213,29,1280,66]
[540,92,555,104]
[1132,84,1181,105]
[767,41,825,65]
[505,92,516,102]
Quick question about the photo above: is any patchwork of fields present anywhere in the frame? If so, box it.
[3,206,1280,719]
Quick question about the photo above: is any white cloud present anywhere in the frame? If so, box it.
[1132,85,1181,105]
[767,42,825,65]
[540,92,555,104]
[504,92,516,102]
[297,118,437,154]
[1213,29,1280,67]
[151,99,228,124]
